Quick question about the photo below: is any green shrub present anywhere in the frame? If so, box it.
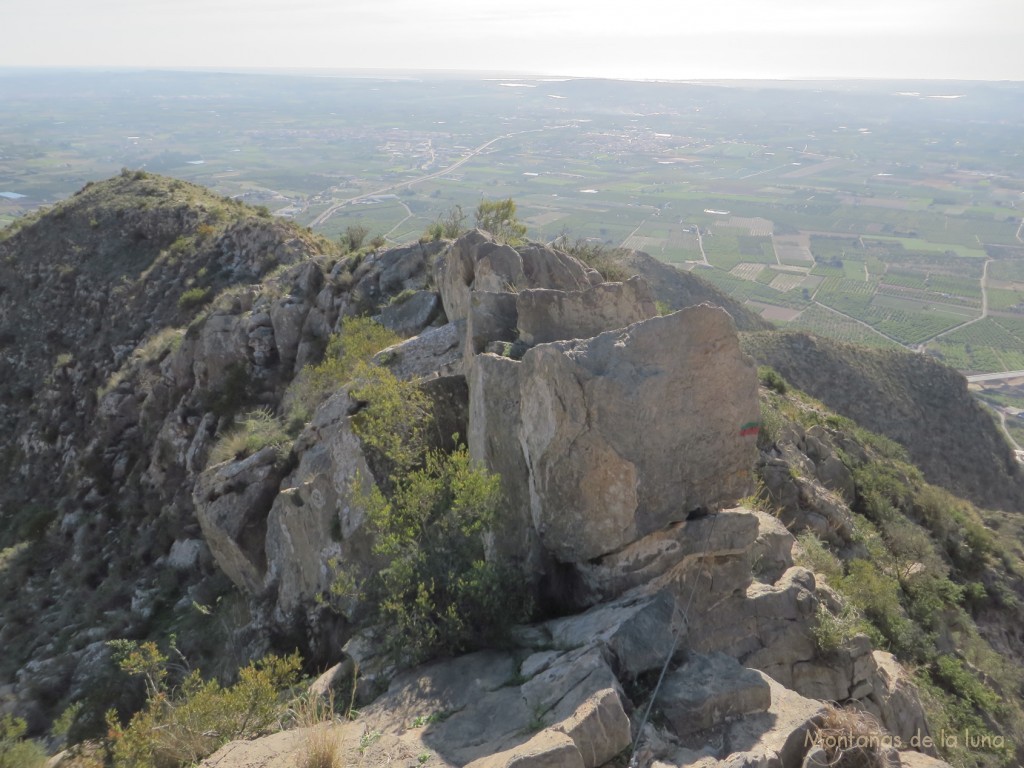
[107,645,302,768]
[286,317,401,425]
[208,408,290,466]
[475,198,526,245]
[350,366,432,476]
[357,446,532,665]
[177,286,212,312]
[552,233,631,281]
[757,365,788,394]
[0,714,47,768]
[340,225,369,253]
[812,602,873,655]
[757,397,784,449]
[795,532,843,584]
[424,204,467,241]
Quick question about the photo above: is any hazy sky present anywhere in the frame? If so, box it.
[3,0,1022,80]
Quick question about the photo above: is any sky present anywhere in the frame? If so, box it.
[3,0,1023,80]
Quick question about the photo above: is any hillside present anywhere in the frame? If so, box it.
[1,173,1021,768]
[741,331,1024,514]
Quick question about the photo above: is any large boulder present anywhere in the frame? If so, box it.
[435,231,592,324]
[264,391,379,620]
[374,321,463,381]
[466,353,541,573]
[518,306,760,562]
[193,445,288,593]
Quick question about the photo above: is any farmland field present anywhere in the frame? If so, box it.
[2,71,1023,380]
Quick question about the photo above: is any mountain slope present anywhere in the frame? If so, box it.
[742,330,1024,514]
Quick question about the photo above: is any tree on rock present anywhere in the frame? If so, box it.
[475,198,527,245]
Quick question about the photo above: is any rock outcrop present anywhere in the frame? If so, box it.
[0,190,976,768]
[517,307,759,563]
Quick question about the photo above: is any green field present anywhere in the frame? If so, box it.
[3,72,1024,377]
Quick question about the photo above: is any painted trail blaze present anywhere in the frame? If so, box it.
[739,421,760,437]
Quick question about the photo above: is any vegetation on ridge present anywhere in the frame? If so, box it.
[759,369,1024,767]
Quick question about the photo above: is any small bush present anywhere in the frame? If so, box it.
[758,365,788,394]
[340,225,369,253]
[757,397,784,449]
[286,317,401,425]
[208,408,290,466]
[299,726,341,768]
[475,198,526,245]
[812,602,873,655]
[350,366,432,476]
[795,532,843,584]
[177,286,212,312]
[553,233,631,281]
[107,645,302,768]
[806,705,893,768]
[356,446,533,665]
[0,714,47,768]
[425,204,467,241]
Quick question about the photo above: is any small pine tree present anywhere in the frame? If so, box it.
[474,198,526,244]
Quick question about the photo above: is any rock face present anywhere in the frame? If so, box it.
[515,276,657,346]
[1,201,968,768]
[518,307,760,562]
[193,446,288,594]
[263,390,380,622]
[435,229,593,324]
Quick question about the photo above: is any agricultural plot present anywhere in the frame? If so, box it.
[990,261,1024,284]
[987,288,1024,313]
[768,272,808,292]
[864,305,968,346]
[774,242,814,265]
[815,277,876,315]
[729,263,768,281]
[993,317,1024,337]
[785,304,901,348]
[926,319,1024,373]
[698,268,808,310]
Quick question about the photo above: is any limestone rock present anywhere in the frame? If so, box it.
[717,673,827,767]
[374,321,463,381]
[378,290,442,338]
[574,508,761,604]
[435,231,592,324]
[466,353,540,572]
[551,688,631,768]
[660,653,772,735]
[518,307,759,562]
[544,590,683,680]
[515,276,656,346]
[860,652,934,752]
[264,390,378,618]
[270,295,311,372]
[466,291,518,355]
[464,731,585,768]
[193,445,287,593]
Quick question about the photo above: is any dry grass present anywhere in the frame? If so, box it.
[298,726,343,768]
[807,706,897,768]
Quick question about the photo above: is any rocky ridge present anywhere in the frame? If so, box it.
[3,176,1010,766]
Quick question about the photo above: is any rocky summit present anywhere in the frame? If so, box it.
[3,174,1023,768]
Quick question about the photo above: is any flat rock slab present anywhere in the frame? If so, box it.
[661,652,771,735]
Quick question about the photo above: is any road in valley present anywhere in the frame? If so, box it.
[309,126,568,228]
